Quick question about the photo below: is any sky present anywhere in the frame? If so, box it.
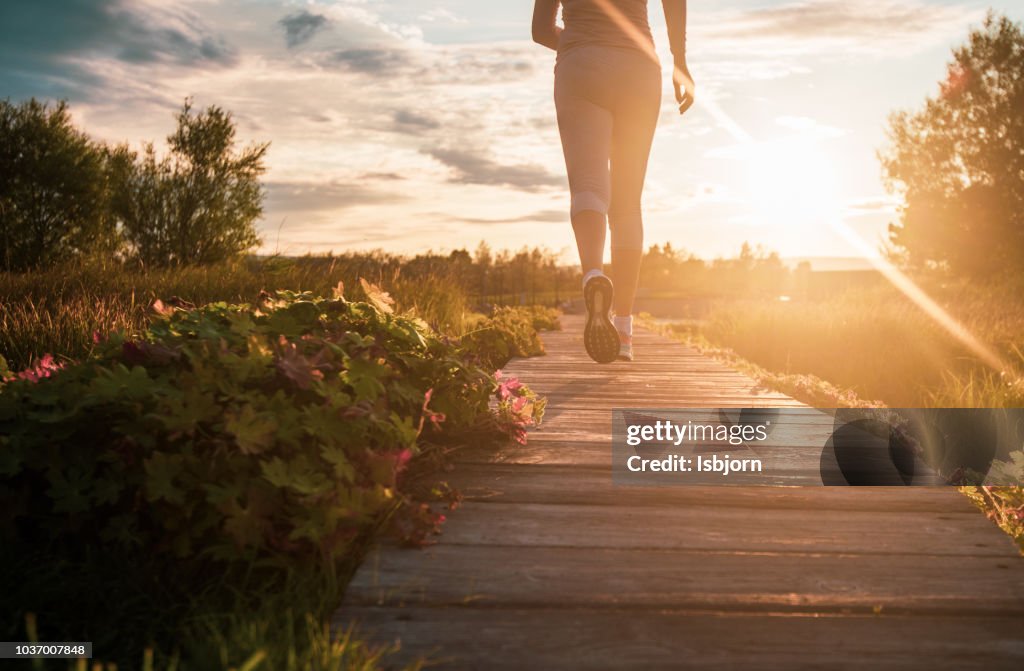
[1,0,1021,262]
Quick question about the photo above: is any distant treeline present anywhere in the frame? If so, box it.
[316,242,865,308]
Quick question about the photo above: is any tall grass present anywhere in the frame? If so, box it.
[697,282,1024,408]
[0,254,469,369]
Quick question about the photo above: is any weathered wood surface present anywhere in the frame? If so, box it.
[335,315,1024,669]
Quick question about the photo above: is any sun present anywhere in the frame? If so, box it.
[740,136,842,230]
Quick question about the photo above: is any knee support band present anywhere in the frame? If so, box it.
[570,191,609,217]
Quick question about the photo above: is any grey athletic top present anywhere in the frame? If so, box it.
[559,0,654,54]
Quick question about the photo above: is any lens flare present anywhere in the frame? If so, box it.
[703,96,1010,375]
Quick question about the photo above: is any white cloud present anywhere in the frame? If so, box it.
[694,0,985,62]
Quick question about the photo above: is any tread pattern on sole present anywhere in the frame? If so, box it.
[583,276,619,364]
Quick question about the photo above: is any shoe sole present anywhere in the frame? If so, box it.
[583,275,619,364]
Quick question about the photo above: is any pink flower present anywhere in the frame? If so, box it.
[497,375,523,400]
[17,353,65,382]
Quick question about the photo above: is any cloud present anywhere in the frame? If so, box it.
[264,180,403,214]
[424,147,564,192]
[0,0,234,98]
[702,1,982,56]
[391,109,441,133]
[713,1,961,39]
[327,48,414,74]
[360,171,405,181]
[279,10,328,49]
[419,9,467,25]
[454,209,566,225]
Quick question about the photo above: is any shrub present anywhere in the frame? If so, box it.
[0,286,541,569]
[523,305,562,332]
[1,282,546,666]
[460,306,551,371]
[111,100,268,266]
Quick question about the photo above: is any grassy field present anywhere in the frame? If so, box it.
[668,280,1024,408]
[0,255,555,669]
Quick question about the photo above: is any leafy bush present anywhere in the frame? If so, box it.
[461,306,552,371]
[1,277,547,666]
[0,285,541,568]
[111,100,268,266]
[523,305,562,332]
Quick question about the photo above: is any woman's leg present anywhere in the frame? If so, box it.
[608,60,661,317]
[554,51,614,276]
[610,247,643,316]
[572,210,606,274]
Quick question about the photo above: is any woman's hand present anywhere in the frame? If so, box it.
[662,1,692,114]
[673,58,695,115]
[532,0,561,51]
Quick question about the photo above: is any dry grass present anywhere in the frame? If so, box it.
[694,282,1024,408]
[0,254,469,370]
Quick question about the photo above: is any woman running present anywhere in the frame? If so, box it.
[532,0,694,362]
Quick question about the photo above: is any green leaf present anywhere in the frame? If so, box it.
[226,404,277,455]
[342,356,388,401]
[319,443,356,481]
[144,452,186,504]
[260,456,331,496]
[46,468,93,514]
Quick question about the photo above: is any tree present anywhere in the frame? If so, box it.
[880,13,1024,277]
[0,99,117,271]
[114,100,269,266]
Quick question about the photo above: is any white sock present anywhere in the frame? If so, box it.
[613,315,633,336]
[581,268,605,291]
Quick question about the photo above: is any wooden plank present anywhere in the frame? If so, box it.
[344,545,1024,616]
[424,501,1011,556]
[458,439,826,473]
[335,607,1024,671]
[443,463,981,512]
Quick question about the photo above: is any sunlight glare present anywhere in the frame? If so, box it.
[703,93,1011,376]
[741,137,841,229]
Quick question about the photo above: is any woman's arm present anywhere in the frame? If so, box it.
[662,0,695,112]
[532,0,562,51]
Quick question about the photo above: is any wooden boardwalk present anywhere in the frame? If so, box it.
[335,315,1024,669]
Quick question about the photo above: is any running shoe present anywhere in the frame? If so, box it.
[583,274,618,364]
